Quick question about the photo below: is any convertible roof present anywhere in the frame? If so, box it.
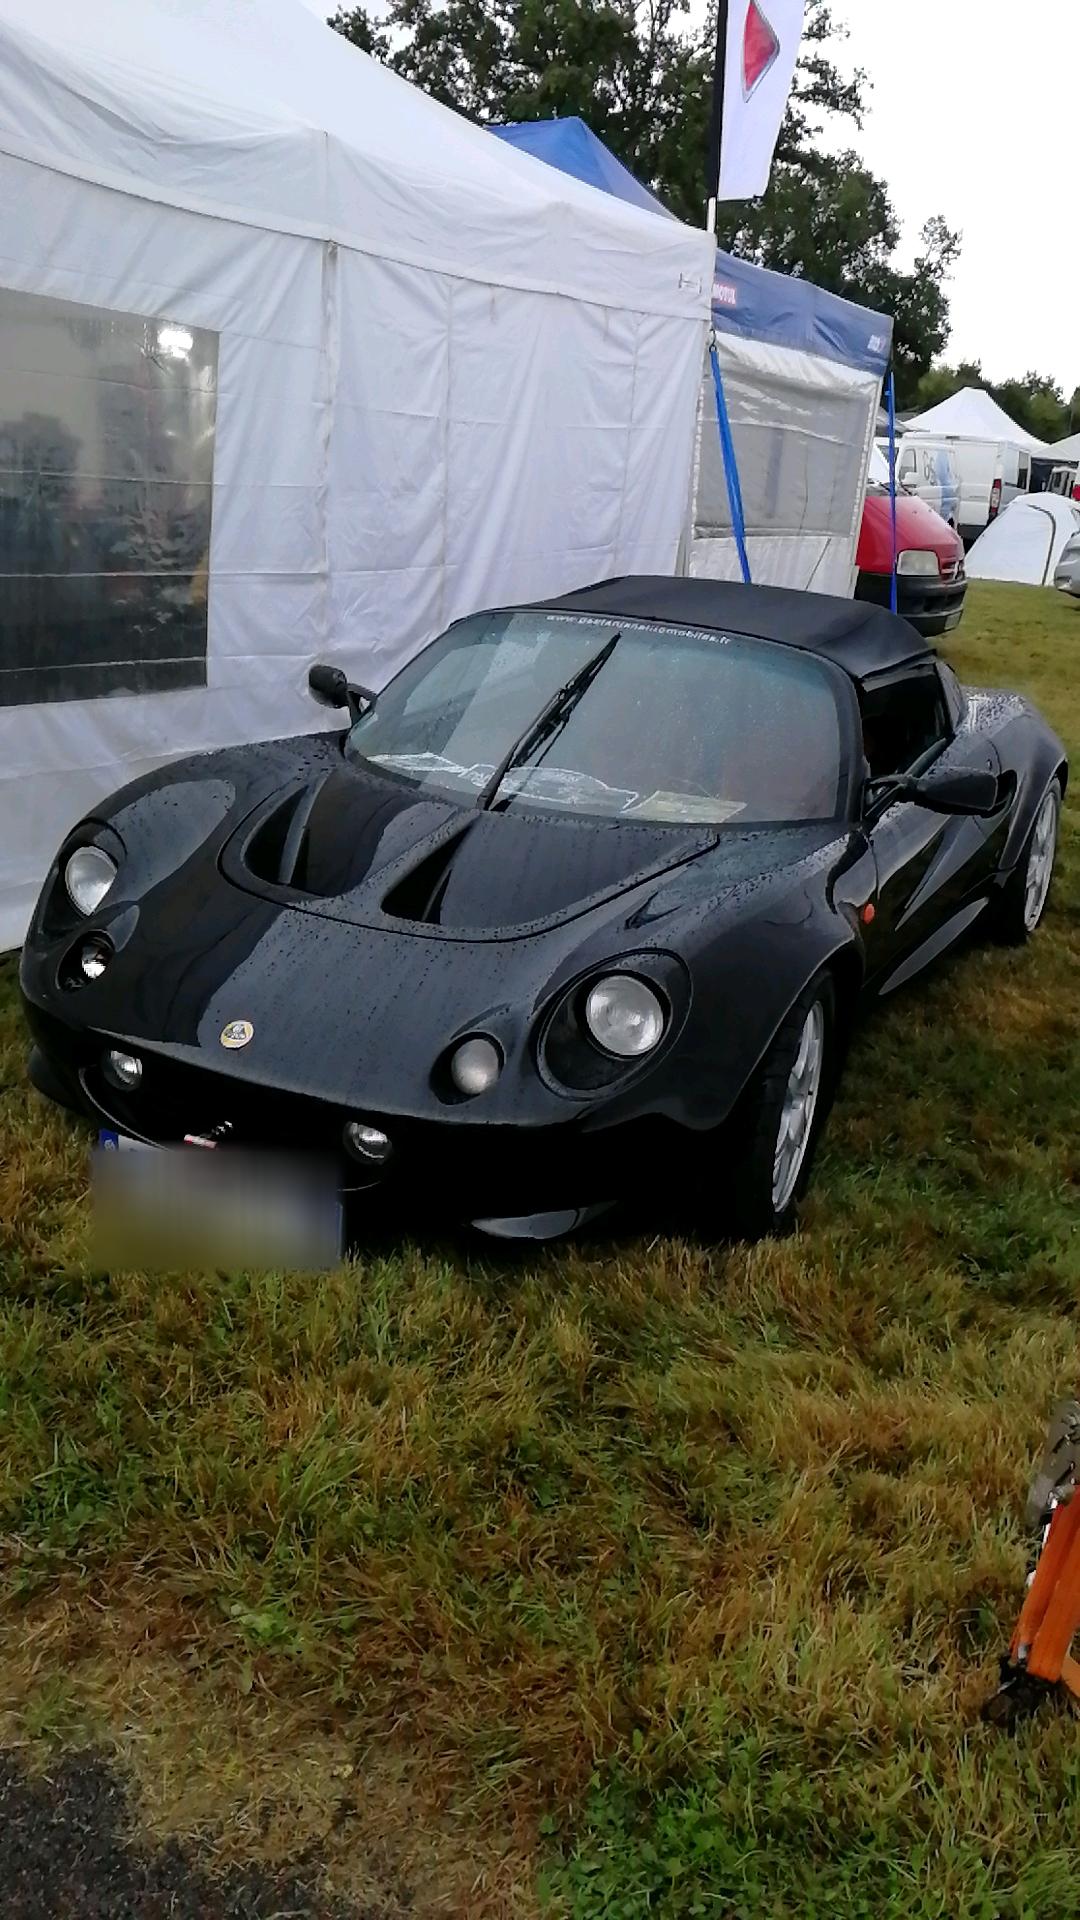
[533,576,936,682]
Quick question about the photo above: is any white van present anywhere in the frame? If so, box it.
[903,435,1031,547]
[877,436,962,532]
[1047,462,1080,503]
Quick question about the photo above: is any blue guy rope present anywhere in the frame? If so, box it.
[886,369,899,615]
[709,340,752,586]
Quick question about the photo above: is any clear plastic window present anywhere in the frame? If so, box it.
[0,288,217,707]
[695,365,870,540]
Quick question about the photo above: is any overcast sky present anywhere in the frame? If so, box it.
[836,0,1077,394]
[300,0,1078,394]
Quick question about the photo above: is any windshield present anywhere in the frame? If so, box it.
[345,611,849,825]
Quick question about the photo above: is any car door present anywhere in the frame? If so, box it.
[858,663,1002,989]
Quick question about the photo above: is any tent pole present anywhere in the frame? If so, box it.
[710,339,752,585]
[706,0,730,234]
[887,370,899,615]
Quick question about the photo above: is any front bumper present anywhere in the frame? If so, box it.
[855,567,968,637]
[24,1001,695,1227]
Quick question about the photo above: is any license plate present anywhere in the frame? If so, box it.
[944,610,963,631]
[93,1133,343,1269]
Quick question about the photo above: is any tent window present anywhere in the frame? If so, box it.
[0,287,217,708]
[694,362,871,541]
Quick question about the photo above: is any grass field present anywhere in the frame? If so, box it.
[1,579,1079,1917]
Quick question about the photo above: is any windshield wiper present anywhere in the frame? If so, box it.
[475,631,622,813]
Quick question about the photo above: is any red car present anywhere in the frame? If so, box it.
[855,452,967,639]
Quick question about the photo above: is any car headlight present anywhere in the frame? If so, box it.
[65,845,118,916]
[584,975,666,1058]
[896,550,941,578]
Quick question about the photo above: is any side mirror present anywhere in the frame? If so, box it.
[308,663,349,709]
[308,663,376,723]
[909,766,1002,817]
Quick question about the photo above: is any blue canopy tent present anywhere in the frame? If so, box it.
[489,118,893,596]
[491,117,673,220]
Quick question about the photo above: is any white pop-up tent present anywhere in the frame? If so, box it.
[905,386,1048,453]
[967,494,1080,586]
[690,254,893,595]
[0,0,713,948]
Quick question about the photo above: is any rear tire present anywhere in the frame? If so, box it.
[992,780,1062,945]
[719,972,839,1242]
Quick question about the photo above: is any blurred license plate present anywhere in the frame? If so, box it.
[944,610,963,631]
[93,1133,343,1270]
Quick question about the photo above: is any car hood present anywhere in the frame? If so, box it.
[221,756,720,940]
[860,486,963,566]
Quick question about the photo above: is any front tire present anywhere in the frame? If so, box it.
[722,973,839,1242]
[992,780,1062,945]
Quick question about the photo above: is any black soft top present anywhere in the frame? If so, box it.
[533,576,935,683]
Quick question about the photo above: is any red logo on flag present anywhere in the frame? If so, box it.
[743,1,781,98]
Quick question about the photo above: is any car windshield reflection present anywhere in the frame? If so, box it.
[345,611,847,825]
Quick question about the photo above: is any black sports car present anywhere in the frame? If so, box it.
[20,577,1066,1249]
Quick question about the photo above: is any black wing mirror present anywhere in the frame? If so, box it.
[866,765,1001,818]
[308,663,376,723]
[909,766,1001,817]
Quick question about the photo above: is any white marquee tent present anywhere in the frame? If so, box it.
[0,0,713,947]
[905,386,1048,453]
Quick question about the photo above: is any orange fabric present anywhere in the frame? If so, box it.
[1028,1530,1080,1682]
[1011,1499,1080,1665]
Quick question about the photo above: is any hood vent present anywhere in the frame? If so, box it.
[240,776,331,892]
[226,768,720,940]
[381,824,475,926]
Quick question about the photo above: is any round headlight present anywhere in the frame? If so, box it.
[584,976,666,1059]
[65,845,118,917]
[449,1036,502,1097]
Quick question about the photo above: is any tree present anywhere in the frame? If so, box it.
[330,0,712,219]
[330,0,957,396]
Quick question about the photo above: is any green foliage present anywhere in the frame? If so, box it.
[330,0,958,393]
[330,0,711,222]
[2,585,1079,1909]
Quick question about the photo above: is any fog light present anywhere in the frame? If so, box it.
[103,1048,142,1090]
[79,941,110,983]
[449,1036,502,1097]
[343,1120,392,1164]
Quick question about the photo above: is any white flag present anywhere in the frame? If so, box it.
[717,0,805,201]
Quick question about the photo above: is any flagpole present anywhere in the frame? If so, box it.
[706,0,729,234]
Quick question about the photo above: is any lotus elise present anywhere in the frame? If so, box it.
[21,577,1067,1247]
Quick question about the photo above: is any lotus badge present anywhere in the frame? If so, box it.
[220,1019,254,1050]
